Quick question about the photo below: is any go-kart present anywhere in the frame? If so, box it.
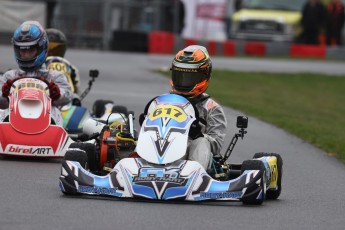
[46,58,128,138]
[59,94,283,205]
[58,69,98,135]
[0,77,73,158]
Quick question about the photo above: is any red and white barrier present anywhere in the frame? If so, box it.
[148,31,340,59]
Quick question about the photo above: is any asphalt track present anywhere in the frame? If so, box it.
[0,45,345,230]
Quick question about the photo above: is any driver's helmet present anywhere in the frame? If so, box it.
[46,28,67,57]
[12,21,48,71]
[170,45,212,99]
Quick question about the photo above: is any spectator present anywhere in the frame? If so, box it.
[164,0,185,34]
[325,0,345,46]
[46,0,57,28]
[301,0,326,45]
[234,0,243,12]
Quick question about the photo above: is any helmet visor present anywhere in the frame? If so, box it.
[48,42,66,57]
[14,45,39,61]
[172,69,207,92]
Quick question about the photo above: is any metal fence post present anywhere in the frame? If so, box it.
[103,0,112,50]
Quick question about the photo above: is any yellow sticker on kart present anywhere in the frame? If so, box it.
[267,157,278,189]
[149,105,187,122]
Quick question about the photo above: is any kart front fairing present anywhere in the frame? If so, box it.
[136,94,196,164]
[9,78,51,134]
[60,157,264,201]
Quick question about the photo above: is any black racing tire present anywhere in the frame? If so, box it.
[112,105,128,116]
[253,152,283,200]
[64,150,88,169]
[69,142,98,172]
[92,100,113,118]
[241,160,266,205]
[61,150,88,195]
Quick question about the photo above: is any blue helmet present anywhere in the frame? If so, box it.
[12,21,48,71]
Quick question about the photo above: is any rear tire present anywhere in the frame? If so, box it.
[92,100,113,118]
[69,142,98,171]
[241,160,266,205]
[253,152,283,200]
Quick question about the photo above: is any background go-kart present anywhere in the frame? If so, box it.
[0,45,345,230]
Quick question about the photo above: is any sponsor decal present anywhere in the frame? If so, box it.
[172,67,198,73]
[133,167,186,185]
[266,157,278,189]
[270,164,278,182]
[22,90,40,98]
[78,186,118,196]
[200,191,243,199]
[6,145,52,155]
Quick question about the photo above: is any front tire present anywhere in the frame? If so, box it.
[64,149,88,168]
[61,150,88,195]
[241,160,266,205]
[69,142,98,171]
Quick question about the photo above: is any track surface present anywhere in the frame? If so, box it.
[0,46,344,230]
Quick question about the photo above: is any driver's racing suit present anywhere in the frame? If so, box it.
[185,93,227,169]
[46,56,81,96]
[0,68,73,126]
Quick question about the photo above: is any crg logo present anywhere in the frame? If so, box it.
[133,167,186,184]
[6,145,52,155]
[139,168,180,178]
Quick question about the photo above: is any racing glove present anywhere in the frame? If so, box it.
[2,79,14,98]
[188,120,204,140]
[48,82,61,101]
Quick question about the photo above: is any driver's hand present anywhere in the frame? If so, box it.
[189,120,204,140]
[2,79,14,97]
[48,82,61,101]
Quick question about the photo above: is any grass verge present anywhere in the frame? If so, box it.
[159,69,345,163]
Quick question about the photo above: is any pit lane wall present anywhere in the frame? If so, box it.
[147,31,345,60]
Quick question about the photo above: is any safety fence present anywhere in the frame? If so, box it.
[148,31,345,60]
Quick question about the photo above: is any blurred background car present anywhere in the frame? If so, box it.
[230,0,304,42]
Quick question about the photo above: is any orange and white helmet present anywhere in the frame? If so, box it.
[170,45,212,99]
